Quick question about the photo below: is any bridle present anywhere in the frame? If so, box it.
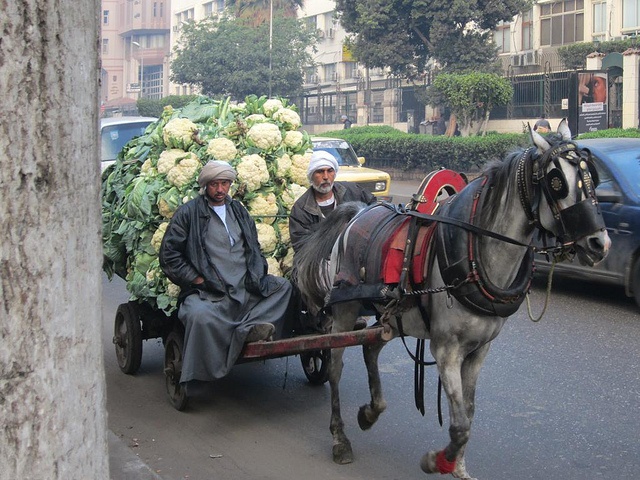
[516,142,604,249]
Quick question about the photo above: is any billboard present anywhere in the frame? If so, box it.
[569,71,608,134]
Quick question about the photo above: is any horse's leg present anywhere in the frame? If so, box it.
[450,343,491,480]
[420,343,470,476]
[328,301,360,464]
[357,339,387,430]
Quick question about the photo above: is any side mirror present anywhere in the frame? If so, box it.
[357,156,365,166]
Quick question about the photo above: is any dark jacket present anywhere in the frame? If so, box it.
[160,195,281,300]
[289,181,376,252]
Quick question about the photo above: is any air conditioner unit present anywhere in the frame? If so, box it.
[523,51,540,66]
[327,28,335,39]
[172,25,179,33]
[331,72,338,81]
[510,55,521,67]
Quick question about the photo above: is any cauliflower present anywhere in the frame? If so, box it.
[166,280,181,298]
[166,153,200,188]
[290,152,312,186]
[157,188,183,219]
[247,122,282,150]
[276,153,292,178]
[248,192,279,225]
[266,256,282,277]
[283,130,304,150]
[146,266,161,283]
[262,98,284,116]
[151,222,169,252]
[206,137,237,161]
[276,220,290,244]
[273,108,301,130]
[280,248,294,274]
[236,154,270,191]
[162,118,198,150]
[140,158,155,176]
[256,223,277,254]
[280,183,306,210]
[157,149,188,174]
[246,114,267,124]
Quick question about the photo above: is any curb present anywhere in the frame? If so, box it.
[109,430,163,480]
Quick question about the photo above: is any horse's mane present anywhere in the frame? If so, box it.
[477,149,525,223]
[293,201,368,312]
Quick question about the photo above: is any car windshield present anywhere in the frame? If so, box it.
[312,140,360,167]
[101,122,152,162]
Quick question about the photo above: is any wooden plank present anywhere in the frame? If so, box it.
[239,326,386,360]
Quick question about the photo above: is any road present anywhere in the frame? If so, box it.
[104,179,640,480]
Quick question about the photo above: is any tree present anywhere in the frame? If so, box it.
[335,0,530,76]
[430,73,513,136]
[171,15,315,99]
[1,0,108,478]
[225,0,303,26]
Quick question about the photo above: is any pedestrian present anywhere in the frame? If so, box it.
[159,160,293,391]
[533,114,551,133]
[340,114,352,129]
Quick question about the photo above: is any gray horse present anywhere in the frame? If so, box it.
[293,120,610,479]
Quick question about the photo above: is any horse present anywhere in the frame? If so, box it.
[293,120,610,480]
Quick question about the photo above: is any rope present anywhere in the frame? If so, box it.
[525,259,557,322]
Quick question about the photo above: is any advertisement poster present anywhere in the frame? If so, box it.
[576,71,608,134]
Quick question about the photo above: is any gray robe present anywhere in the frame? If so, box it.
[178,205,291,382]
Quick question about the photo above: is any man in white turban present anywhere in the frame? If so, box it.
[160,160,293,393]
[288,151,376,333]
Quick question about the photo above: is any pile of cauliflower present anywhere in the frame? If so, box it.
[102,95,312,315]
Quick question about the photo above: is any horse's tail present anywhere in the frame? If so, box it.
[293,201,367,314]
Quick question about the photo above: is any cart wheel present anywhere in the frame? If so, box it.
[164,331,188,411]
[300,349,330,385]
[113,302,143,375]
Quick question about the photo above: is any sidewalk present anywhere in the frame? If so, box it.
[109,431,162,480]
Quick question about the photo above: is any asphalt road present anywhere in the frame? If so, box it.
[104,179,640,480]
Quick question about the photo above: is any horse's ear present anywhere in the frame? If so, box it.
[557,118,571,141]
[531,126,551,153]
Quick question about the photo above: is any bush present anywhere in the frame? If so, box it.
[137,95,200,117]
[577,128,640,139]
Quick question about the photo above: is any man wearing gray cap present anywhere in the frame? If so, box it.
[289,150,376,253]
[160,160,293,391]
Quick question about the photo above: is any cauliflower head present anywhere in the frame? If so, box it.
[151,222,169,252]
[290,152,312,186]
[266,256,282,277]
[157,149,189,174]
[248,192,279,225]
[283,130,304,150]
[247,122,282,150]
[273,108,301,130]
[166,153,200,188]
[276,153,292,178]
[256,223,277,254]
[262,99,284,116]
[206,137,237,161]
[163,118,198,150]
[280,248,294,274]
[276,220,290,244]
[280,183,306,210]
[236,154,270,192]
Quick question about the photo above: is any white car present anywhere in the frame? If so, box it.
[101,116,156,172]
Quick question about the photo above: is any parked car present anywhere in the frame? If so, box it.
[311,136,392,200]
[535,138,640,306]
[101,116,157,172]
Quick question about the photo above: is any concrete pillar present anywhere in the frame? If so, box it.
[586,52,604,70]
[622,48,640,129]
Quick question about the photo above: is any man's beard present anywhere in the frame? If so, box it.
[312,182,333,195]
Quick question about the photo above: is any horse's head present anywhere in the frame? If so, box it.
[528,119,610,266]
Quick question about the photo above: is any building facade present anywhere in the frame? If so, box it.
[100,0,640,129]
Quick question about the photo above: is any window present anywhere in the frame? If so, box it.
[204,2,214,16]
[593,2,606,33]
[324,63,337,82]
[522,10,533,50]
[153,2,157,17]
[540,0,584,46]
[623,0,640,29]
[216,0,224,11]
[102,38,109,54]
[344,62,358,79]
[160,2,163,17]
[494,21,511,53]
[103,10,109,25]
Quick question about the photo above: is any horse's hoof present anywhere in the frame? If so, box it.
[420,450,456,474]
[357,405,374,431]
[332,443,354,465]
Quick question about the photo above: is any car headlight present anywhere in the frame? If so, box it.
[374,181,387,192]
